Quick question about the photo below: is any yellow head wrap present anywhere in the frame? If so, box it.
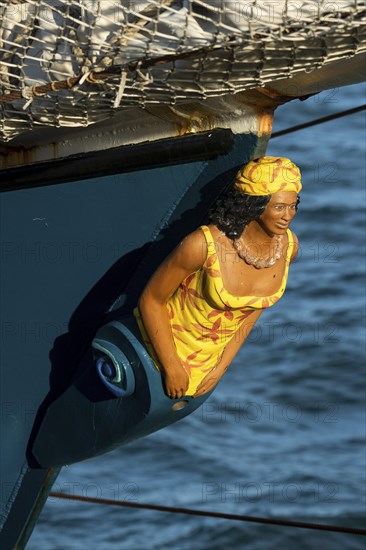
[235,156,302,196]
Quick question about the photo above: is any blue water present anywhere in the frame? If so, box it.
[28,83,366,549]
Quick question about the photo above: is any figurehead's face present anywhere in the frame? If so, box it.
[258,191,298,235]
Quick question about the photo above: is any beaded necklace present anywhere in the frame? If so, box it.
[233,234,283,269]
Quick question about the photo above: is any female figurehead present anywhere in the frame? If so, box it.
[135,156,302,399]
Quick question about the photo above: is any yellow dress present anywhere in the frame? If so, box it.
[135,225,294,396]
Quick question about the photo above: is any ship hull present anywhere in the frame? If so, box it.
[0,129,269,548]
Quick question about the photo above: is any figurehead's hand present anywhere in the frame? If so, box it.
[164,365,189,400]
[193,363,229,398]
[193,371,219,398]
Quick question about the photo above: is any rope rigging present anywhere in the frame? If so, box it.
[49,492,366,537]
[272,104,366,138]
[0,0,365,142]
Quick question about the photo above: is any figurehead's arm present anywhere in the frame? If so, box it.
[193,308,263,397]
[138,229,207,399]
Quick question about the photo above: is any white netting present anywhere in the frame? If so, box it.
[0,0,365,142]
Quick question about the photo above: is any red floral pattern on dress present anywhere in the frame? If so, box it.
[180,350,213,376]
[179,273,204,311]
[204,253,221,278]
[171,323,190,345]
[193,317,233,344]
[208,306,234,321]
[167,304,174,319]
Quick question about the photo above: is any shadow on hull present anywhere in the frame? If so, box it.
[0,129,269,549]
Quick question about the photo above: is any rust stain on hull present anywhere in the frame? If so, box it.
[0,142,60,169]
[258,111,274,137]
[0,89,282,170]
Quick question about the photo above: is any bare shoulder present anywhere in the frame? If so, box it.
[140,228,207,301]
[289,230,299,262]
[170,227,208,271]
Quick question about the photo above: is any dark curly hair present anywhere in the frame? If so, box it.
[208,187,271,240]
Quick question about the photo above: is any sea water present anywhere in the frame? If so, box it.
[28,82,366,550]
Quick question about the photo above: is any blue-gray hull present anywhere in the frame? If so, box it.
[0,130,268,548]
